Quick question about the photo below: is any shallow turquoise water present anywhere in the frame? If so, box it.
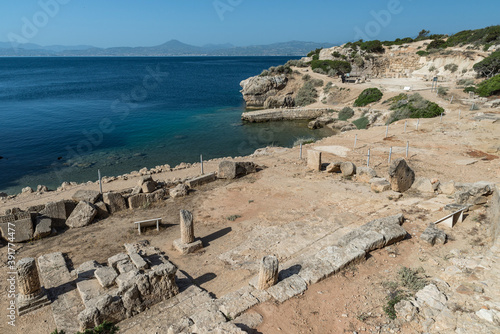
[0,57,333,194]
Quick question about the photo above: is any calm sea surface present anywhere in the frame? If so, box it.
[0,57,332,194]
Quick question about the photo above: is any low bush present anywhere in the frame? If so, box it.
[473,50,500,77]
[444,63,458,73]
[311,59,352,75]
[352,116,370,129]
[416,50,429,57]
[475,74,500,97]
[259,64,292,76]
[387,93,444,123]
[456,78,475,86]
[437,87,449,96]
[75,321,119,334]
[295,81,318,106]
[310,78,324,87]
[285,59,308,68]
[354,88,383,107]
[338,107,355,121]
[426,39,447,50]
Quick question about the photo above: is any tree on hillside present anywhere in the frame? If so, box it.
[473,50,500,78]
[416,29,430,40]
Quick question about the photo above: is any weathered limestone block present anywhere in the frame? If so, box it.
[337,229,385,252]
[218,161,257,179]
[93,201,109,220]
[122,284,145,317]
[66,201,97,228]
[340,161,356,177]
[362,214,407,246]
[34,216,52,239]
[170,184,189,198]
[78,294,126,331]
[103,192,127,213]
[95,267,118,288]
[186,172,217,188]
[40,200,75,228]
[146,188,167,202]
[77,279,105,305]
[315,244,366,271]
[370,178,391,193]
[218,286,259,320]
[389,158,415,192]
[412,177,434,193]
[116,260,136,274]
[421,223,447,246]
[72,190,101,204]
[174,210,203,254]
[115,270,141,291]
[415,284,447,311]
[127,193,149,209]
[129,252,149,270]
[0,218,34,243]
[141,180,157,193]
[356,166,377,183]
[307,150,322,171]
[257,256,279,290]
[267,274,307,303]
[108,253,129,269]
[77,260,102,280]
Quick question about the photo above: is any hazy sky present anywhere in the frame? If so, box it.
[1,0,499,47]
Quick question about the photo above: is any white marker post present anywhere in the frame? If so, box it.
[200,155,204,175]
[406,141,409,158]
[404,120,407,133]
[416,119,420,131]
[388,147,393,164]
[440,113,443,123]
[98,169,102,194]
[367,149,371,167]
[385,125,389,138]
[299,143,303,160]
[354,134,357,149]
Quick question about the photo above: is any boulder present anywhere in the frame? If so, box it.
[218,161,257,179]
[40,200,76,228]
[340,162,356,177]
[66,201,97,228]
[454,181,495,205]
[370,178,391,193]
[137,175,153,186]
[36,185,49,192]
[240,75,288,108]
[141,181,157,194]
[22,186,33,194]
[420,223,447,246]
[411,177,434,193]
[72,190,101,203]
[34,216,52,239]
[131,185,142,195]
[356,167,377,183]
[438,181,455,195]
[388,158,415,193]
[128,194,149,209]
[94,201,109,219]
[0,218,34,243]
[326,162,342,173]
[170,184,189,199]
[103,192,127,213]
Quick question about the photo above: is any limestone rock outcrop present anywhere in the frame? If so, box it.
[240,75,288,109]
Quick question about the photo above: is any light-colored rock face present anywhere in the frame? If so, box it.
[240,75,288,108]
[66,201,97,228]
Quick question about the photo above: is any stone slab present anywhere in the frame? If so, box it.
[77,260,102,280]
[307,150,322,171]
[0,217,34,243]
[108,253,129,269]
[76,279,105,306]
[337,229,385,252]
[173,239,203,255]
[218,286,259,320]
[72,189,101,204]
[129,252,149,270]
[17,290,51,316]
[95,267,118,288]
[267,274,307,303]
[186,172,217,188]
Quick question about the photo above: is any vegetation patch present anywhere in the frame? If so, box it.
[227,215,242,221]
[352,116,370,129]
[387,93,444,123]
[295,81,318,106]
[444,63,458,73]
[354,88,383,107]
[473,50,500,78]
[338,107,355,121]
[416,50,429,57]
[344,40,385,53]
[475,74,500,97]
[307,48,323,61]
[311,59,352,75]
[259,64,292,77]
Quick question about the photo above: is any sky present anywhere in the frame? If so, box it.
[1,0,499,48]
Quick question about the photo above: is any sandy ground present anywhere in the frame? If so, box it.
[0,78,499,333]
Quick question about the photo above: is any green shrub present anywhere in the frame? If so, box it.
[384,290,405,320]
[457,78,474,86]
[387,93,444,123]
[352,116,370,129]
[307,48,323,58]
[428,65,437,72]
[344,40,385,53]
[259,64,292,76]
[463,86,476,93]
[354,55,365,67]
[312,68,326,75]
[310,78,324,87]
[226,215,241,221]
[473,50,500,77]
[416,50,429,57]
[446,25,500,47]
[475,74,500,97]
[437,87,449,96]
[444,63,458,73]
[285,59,308,68]
[354,88,383,107]
[311,59,352,75]
[398,267,427,292]
[295,81,318,106]
[426,39,447,50]
[302,74,311,81]
[293,137,316,146]
[76,321,119,334]
[332,51,342,58]
[51,330,65,334]
[338,107,355,121]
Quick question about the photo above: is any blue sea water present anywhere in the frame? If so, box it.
[0,57,333,194]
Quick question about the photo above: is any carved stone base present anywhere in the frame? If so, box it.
[173,239,203,255]
[17,288,51,316]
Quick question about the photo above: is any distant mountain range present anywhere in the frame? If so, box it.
[0,40,335,57]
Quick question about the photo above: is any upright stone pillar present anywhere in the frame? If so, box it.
[257,256,279,290]
[307,150,322,171]
[17,257,50,315]
[173,210,203,255]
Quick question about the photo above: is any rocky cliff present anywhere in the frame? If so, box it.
[240,75,289,109]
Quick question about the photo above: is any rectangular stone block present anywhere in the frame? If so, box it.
[0,217,34,243]
[218,286,259,320]
[129,252,149,270]
[186,172,217,188]
[267,274,307,303]
[307,150,322,171]
[95,267,118,288]
[108,253,129,269]
[173,239,203,255]
[337,229,385,252]
[127,194,149,209]
[77,279,105,306]
[40,200,74,228]
[103,192,127,213]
